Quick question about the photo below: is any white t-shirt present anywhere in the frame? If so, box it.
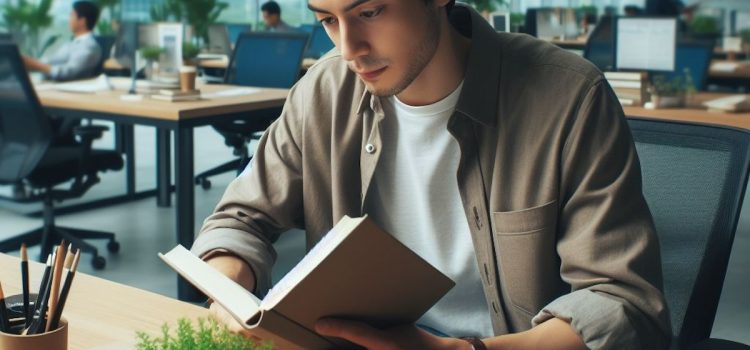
[365,82,494,337]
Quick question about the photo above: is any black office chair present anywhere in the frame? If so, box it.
[0,43,124,269]
[195,31,308,189]
[628,118,750,350]
[583,15,615,72]
[93,35,116,76]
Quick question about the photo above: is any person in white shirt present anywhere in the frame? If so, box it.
[23,1,102,82]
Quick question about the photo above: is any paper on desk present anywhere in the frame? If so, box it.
[202,87,261,99]
[53,74,113,93]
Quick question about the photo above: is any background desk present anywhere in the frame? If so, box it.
[0,253,208,349]
[36,78,288,300]
[623,92,750,130]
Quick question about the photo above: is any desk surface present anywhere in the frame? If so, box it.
[36,77,289,122]
[0,253,208,349]
[623,92,750,130]
[107,57,319,71]
[709,59,750,80]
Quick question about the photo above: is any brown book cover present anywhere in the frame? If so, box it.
[159,215,455,350]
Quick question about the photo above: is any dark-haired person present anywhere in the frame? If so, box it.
[23,1,101,81]
[194,0,672,348]
[261,1,294,32]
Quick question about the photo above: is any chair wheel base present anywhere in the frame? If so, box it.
[107,240,120,253]
[197,178,211,190]
[91,256,106,269]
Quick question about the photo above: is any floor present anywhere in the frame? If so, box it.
[0,123,747,344]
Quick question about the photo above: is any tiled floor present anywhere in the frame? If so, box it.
[0,123,747,344]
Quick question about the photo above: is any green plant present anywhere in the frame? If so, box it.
[689,15,719,35]
[510,13,525,29]
[460,0,507,14]
[1,0,55,56]
[136,318,274,350]
[650,68,695,97]
[93,0,121,35]
[740,29,750,45]
[182,42,201,61]
[140,46,164,61]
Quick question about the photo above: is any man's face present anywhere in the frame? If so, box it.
[69,10,85,33]
[262,11,280,27]
[308,0,444,97]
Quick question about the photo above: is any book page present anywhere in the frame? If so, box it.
[261,216,362,310]
[159,246,262,324]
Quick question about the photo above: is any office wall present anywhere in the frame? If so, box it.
[509,0,646,14]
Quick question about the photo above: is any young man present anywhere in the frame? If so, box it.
[261,1,295,32]
[23,1,101,81]
[192,0,672,349]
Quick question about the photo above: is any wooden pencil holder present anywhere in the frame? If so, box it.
[0,318,68,350]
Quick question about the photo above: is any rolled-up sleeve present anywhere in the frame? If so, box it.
[532,290,640,349]
[192,81,307,296]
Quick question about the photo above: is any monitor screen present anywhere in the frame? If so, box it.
[114,22,140,70]
[734,10,750,35]
[583,15,615,71]
[491,13,510,32]
[615,17,677,72]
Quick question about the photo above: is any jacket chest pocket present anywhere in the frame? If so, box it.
[491,200,561,324]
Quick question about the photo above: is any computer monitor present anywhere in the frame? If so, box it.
[226,24,252,47]
[535,8,578,40]
[653,39,714,91]
[114,22,140,71]
[583,15,615,71]
[614,17,677,72]
[207,24,231,55]
[491,12,510,32]
[304,25,334,59]
[733,10,750,35]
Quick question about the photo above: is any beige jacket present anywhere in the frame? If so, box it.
[193,5,671,349]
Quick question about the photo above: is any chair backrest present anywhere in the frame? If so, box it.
[94,35,116,75]
[628,118,750,349]
[226,24,252,47]
[0,43,52,184]
[652,39,714,92]
[224,32,309,88]
[583,15,615,72]
[303,24,334,59]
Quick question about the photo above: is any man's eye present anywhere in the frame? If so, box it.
[319,16,337,26]
[360,6,384,19]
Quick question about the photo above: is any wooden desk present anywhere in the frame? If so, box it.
[0,253,208,349]
[623,92,750,130]
[550,38,587,50]
[709,60,750,80]
[36,77,288,300]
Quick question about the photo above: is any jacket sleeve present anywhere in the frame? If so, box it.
[531,79,672,350]
[191,81,307,296]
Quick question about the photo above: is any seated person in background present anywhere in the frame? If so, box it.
[261,1,294,32]
[194,0,671,349]
[23,1,101,82]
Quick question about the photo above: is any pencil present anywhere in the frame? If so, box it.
[20,244,30,327]
[29,253,52,330]
[45,244,66,332]
[50,250,80,330]
[0,281,9,333]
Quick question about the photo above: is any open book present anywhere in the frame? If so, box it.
[159,215,455,350]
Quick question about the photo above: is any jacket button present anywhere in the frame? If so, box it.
[365,143,376,154]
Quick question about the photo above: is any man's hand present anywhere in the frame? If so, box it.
[315,318,470,350]
[22,55,51,74]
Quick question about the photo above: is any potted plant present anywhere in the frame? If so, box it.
[1,0,56,56]
[136,318,273,350]
[688,15,720,41]
[649,68,695,109]
[140,46,163,80]
[182,42,201,66]
[149,0,228,47]
[93,0,121,35]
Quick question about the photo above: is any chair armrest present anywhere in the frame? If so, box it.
[686,338,750,350]
[73,125,109,142]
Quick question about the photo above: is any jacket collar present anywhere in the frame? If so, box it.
[356,4,502,127]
